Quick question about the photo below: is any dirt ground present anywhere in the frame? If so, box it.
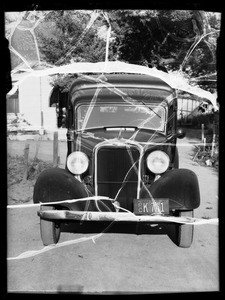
[7,138,66,205]
[7,155,54,205]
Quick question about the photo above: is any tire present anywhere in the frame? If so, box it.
[176,210,194,248]
[40,206,61,246]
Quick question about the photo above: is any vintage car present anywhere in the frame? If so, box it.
[33,71,200,248]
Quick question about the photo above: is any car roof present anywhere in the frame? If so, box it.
[69,73,175,106]
[70,73,173,93]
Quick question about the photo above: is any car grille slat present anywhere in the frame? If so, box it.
[96,146,140,209]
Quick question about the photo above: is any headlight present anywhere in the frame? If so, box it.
[146,150,169,174]
[67,151,89,175]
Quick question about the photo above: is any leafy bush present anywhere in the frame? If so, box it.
[190,111,219,169]
[191,112,219,132]
[192,133,218,169]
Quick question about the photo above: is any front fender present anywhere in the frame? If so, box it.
[33,168,93,210]
[140,168,200,210]
[33,168,115,212]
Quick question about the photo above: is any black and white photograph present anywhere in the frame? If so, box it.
[4,5,221,294]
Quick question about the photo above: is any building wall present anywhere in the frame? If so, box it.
[7,90,19,113]
[18,75,57,129]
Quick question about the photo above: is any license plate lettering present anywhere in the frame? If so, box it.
[133,199,169,215]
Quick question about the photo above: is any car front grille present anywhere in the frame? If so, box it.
[95,146,140,210]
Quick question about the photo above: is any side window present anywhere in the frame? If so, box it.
[50,87,68,128]
[167,104,174,134]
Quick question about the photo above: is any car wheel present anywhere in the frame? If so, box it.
[40,206,61,246]
[176,210,194,248]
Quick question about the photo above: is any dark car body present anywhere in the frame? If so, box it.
[34,72,200,248]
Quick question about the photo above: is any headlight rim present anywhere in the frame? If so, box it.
[66,151,89,175]
[146,150,170,174]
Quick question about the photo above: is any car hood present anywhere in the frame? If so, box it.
[74,129,171,155]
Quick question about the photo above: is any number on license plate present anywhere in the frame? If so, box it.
[133,198,169,215]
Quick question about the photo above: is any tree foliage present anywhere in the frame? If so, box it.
[35,10,220,81]
[6,9,221,92]
[35,10,110,65]
[109,10,220,77]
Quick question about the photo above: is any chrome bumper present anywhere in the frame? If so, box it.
[38,209,198,224]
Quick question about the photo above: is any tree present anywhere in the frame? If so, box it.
[109,10,220,81]
[6,9,220,92]
[34,10,112,65]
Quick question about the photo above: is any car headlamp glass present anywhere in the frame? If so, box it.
[146,150,169,174]
[67,151,89,175]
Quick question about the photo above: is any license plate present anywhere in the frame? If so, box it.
[133,198,169,215]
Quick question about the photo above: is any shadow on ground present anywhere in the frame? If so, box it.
[61,221,180,247]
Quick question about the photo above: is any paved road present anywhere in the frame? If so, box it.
[7,136,219,293]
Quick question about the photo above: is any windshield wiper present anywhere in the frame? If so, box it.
[139,100,161,119]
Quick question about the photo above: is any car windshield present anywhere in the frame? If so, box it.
[76,103,166,131]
